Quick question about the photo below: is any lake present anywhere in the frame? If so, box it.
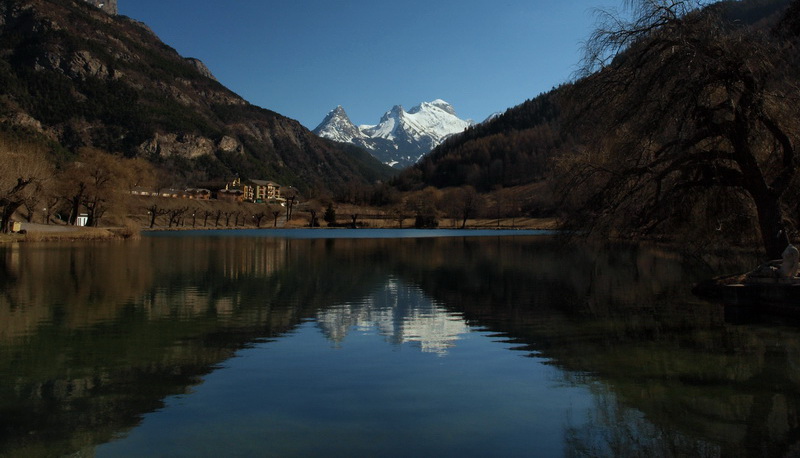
[1,230,799,457]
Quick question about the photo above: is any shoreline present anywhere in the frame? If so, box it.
[0,225,134,243]
[0,217,561,243]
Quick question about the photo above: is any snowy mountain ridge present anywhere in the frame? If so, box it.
[313,100,473,169]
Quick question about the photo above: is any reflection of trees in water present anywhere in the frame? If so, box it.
[564,385,721,458]
[0,242,155,342]
[390,238,800,457]
[0,236,399,456]
[2,236,800,456]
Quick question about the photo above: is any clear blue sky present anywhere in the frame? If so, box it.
[118,1,620,129]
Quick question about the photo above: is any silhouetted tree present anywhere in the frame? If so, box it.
[272,208,282,227]
[0,141,51,233]
[560,0,800,258]
[145,202,170,228]
[252,211,267,228]
[390,204,409,228]
[285,189,297,221]
[455,186,482,229]
[323,203,337,226]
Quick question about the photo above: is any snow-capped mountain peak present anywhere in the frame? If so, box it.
[409,99,456,116]
[315,100,473,168]
[312,106,364,143]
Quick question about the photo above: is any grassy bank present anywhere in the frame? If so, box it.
[0,224,137,244]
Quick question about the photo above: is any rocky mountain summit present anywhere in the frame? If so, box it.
[313,100,473,169]
[314,106,364,144]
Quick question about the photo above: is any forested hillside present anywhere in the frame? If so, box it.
[394,92,564,191]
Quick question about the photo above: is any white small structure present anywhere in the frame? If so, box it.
[746,243,800,284]
[76,214,89,227]
[779,244,800,278]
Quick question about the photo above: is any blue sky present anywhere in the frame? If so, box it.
[118,1,620,129]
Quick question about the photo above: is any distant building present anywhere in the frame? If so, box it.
[159,188,187,199]
[224,177,283,204]
[131,187,211,200]
[130,187,157,197]
[131,178,280,204]
[245,180,282,203]
[217,189,244,202]
[186,188,212,200]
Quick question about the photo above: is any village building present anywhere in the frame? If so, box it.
[216,188,245,202]
[245,179,282,203]
[223,177,283,204]
[185,188,212,200]
[128,178,280,204]
[158,188,186,198]
[130,187,158,197]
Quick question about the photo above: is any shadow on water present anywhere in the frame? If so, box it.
[0,235,799,456]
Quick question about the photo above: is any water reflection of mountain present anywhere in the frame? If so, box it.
[1,235,799,456]
[316,278,468,355]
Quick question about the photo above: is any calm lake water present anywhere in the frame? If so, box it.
[1,230,799,457]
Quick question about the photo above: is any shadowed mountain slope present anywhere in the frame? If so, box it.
[0,0,393,192]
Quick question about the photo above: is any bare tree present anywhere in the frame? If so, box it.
[58,148,128,227]
[167,206,188,228]
[284,188,298,221]
[252,211,267,228]
[41,194,61,225]
[410,187,441,229]
[302,199,322,228]
[22,198,39,223]
[82,149,123,227]
[447,185,482,229]
[145,201,170,228]
[121,157,157,193]
[0,141,52,233]
[390,204,408,228]
[271,208,282,228]
[561,0,800,258]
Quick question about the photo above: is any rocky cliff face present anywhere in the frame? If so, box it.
[84,0,117,15]
[0,0,392,191]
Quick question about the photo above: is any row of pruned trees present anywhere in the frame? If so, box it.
[138,198,285,229]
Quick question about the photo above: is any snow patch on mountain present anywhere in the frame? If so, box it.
[313,100,473,169]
